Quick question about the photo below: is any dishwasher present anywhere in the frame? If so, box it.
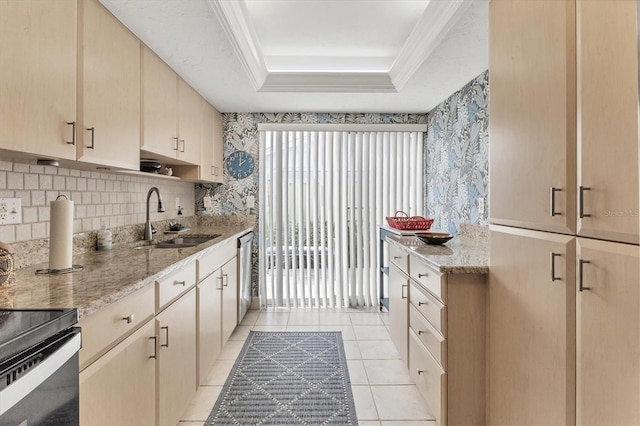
[237,232,254,323]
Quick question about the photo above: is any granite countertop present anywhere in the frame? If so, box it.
[386,224,488,274]
[0,220,254,319]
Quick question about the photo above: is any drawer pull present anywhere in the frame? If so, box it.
[418,273,429,278]
[550,252,561,282]
[149,336,157,359]
[223,273,229,287]
[393,255,402,260]
[418,301,428,306]
[173,137,179,150]
[579,186,591,218]
[161,326,169,348]
[579,259,591,291]
[86,127,95,149]
[175,280,186,286]
[179,139,186,153]
[121,314,135,324]
[66,121,76,145]
[417,369,425,375]
[417,329,427,336]
[401,284,408,299]
[550,187,562,216]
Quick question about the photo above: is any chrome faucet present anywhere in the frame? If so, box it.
[144,187,165,241]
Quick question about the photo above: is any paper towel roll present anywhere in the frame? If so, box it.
[49,198,74,270]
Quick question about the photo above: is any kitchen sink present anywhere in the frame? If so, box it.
[134,234,221,249]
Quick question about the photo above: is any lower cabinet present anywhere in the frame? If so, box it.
[388,261,409,366]
[156,288,197,426]
[197,272,222,384]
[79,320,156,425]
[221,256,238,345]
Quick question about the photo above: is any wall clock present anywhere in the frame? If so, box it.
[225,150,255,179]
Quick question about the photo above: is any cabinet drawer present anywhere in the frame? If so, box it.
[389,243,409,272]
[410,329,446,426]
[79,284,154,370]
[410,280,446,336]
[197,238,236,281]
[410,255,445,302]
[409,304,446,370]
[156,261,196,310]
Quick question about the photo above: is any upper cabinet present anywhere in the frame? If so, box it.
[489,0,639,244]
[0,0,77,160]
[199,102,224,183]
[576,0,639,243]
[141,46,202,166]
[77,0,140,170]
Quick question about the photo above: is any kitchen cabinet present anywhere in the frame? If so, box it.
[0,0,77,161]
[576,238,640,424]
[80,320,156,426]
[197,272,222,384]
[388,244,409,366]
[141,44,202,166]
[576,0,639,244]
[488,226,576,425]
[76,0,140,170]
[156,288,197,426]
[221,256,239,345]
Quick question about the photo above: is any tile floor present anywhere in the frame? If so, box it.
[178,307,437,426]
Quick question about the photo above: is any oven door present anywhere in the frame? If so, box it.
[0,327,81,425]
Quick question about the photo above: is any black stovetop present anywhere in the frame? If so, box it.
[0,309,77,361]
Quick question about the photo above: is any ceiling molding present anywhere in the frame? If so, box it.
[208,0,268,90]
[260,72,396,93]
[389,0,473,90]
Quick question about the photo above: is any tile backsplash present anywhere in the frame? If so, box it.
[0,160,195,244]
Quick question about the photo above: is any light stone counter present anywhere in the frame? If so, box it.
[386,224,488,274]
[0,216,255,318]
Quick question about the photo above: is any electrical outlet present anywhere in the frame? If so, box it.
[0,198,22,225]
[478,197,485,215]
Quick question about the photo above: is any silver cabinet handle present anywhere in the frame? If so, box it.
[579,259,591,291]
[211,165,215,176]
[179,139,185,152]
[86,127,95,149]
[550,187,562,216]
[66,121,76,145]
[401,284,408,299]
[216,276,224,290]
[418,301,428,306]
[417,369,424,375]
[173,137,179,151]
[149,336,157,359]
[161,326,169,347]
[223,273,228,287]
[175,280,186,286]
[550,252,561,282]
[417,329,426,335]
[418,273,428,278]
[121,314,135,324]
[579,186,591,218]
[393,255,402,260]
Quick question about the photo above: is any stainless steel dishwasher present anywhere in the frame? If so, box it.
[237,232,253,323]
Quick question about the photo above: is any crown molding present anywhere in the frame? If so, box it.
[208,0,268,90]
[389,0,473,90]
[261,72,396,92]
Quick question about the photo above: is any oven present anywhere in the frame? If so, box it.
[0,309,80,425]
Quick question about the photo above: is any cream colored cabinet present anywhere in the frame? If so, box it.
[80,321,156,426]
[77,0,140,170]
[212,108,224,181]
[221,256,238,345]
[489,0,576,235]
[576,0,639,244]
[156,288,197,426]
[576,238,640,424]
[0,0,77,160]
[488,226,576,425]
[388,244,409,366]
[197,272,222,384]
[141,45,202,166]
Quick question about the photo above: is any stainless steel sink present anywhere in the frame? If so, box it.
[133,234,221,250]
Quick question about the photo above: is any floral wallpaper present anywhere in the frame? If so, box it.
[425,71,489,234]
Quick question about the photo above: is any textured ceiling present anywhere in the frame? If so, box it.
[98,0,489,113]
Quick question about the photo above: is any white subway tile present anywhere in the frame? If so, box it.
[24,174,39,190]
[81,171,91,178]
[76,205,86,218]
[23,207,38,223]
[44,166,58,175]
[0,225,15,243]
[31,222,46,239]
[91,192,100,204]
[57,168,70,176]
[7,172,23,189]
[31,191,45,206]
[95,205,104,216]
[29,165,44,174]
[82,192,92,205]
[66,177,77,190]
[39,174,53,190]
[82,219,93,232]
[87,179,96,191]
[46,191,58,204]
[0,172,5,189]
[15,224,31,241]
[76,178,87,191]
[0,161,12,171]
[96,180,105,191]
[86,205,96,217]
[15,191,30,207]
[53,175,65,190]
[0,190,14,198]
[69,169,80,177]
[13,163,29,173]
[38,207,50,222]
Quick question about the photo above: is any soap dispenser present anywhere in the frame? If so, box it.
[175,206,184,231]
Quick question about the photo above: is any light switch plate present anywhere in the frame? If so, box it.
[0,198,22,225]
[478,197,485,215]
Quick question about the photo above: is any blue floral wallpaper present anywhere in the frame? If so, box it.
[425,70,489,234]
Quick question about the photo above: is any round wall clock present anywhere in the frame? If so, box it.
[225,150,255,179]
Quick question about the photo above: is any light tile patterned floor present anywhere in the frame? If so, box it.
[179,308,437,426]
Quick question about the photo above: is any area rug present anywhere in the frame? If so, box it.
[205,331,358,425]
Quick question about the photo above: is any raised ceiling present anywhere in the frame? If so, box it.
[98,0,489,113]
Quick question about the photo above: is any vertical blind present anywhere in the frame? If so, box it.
[259,124,425,308]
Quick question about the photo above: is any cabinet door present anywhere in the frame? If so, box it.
[177,78,202,165]
[488,0,576,234]
[77,0,140,170]
[80,320,155,426]
[388,262,409,366]
[156,288,197,426]
[212,107,225,183]
[488,226,576,425]
[0,0,76,160]
[141,45,179,159]
[221,256,238,345]
[198,274,222,384]
[200,102,216,182]
[576,0,639,244]
[576,238,640,424]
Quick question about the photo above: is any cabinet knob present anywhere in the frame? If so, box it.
[122,314,134,324]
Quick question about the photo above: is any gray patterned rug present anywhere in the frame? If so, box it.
[205,331,358,425]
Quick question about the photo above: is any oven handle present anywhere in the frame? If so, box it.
[0,330,81,416]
